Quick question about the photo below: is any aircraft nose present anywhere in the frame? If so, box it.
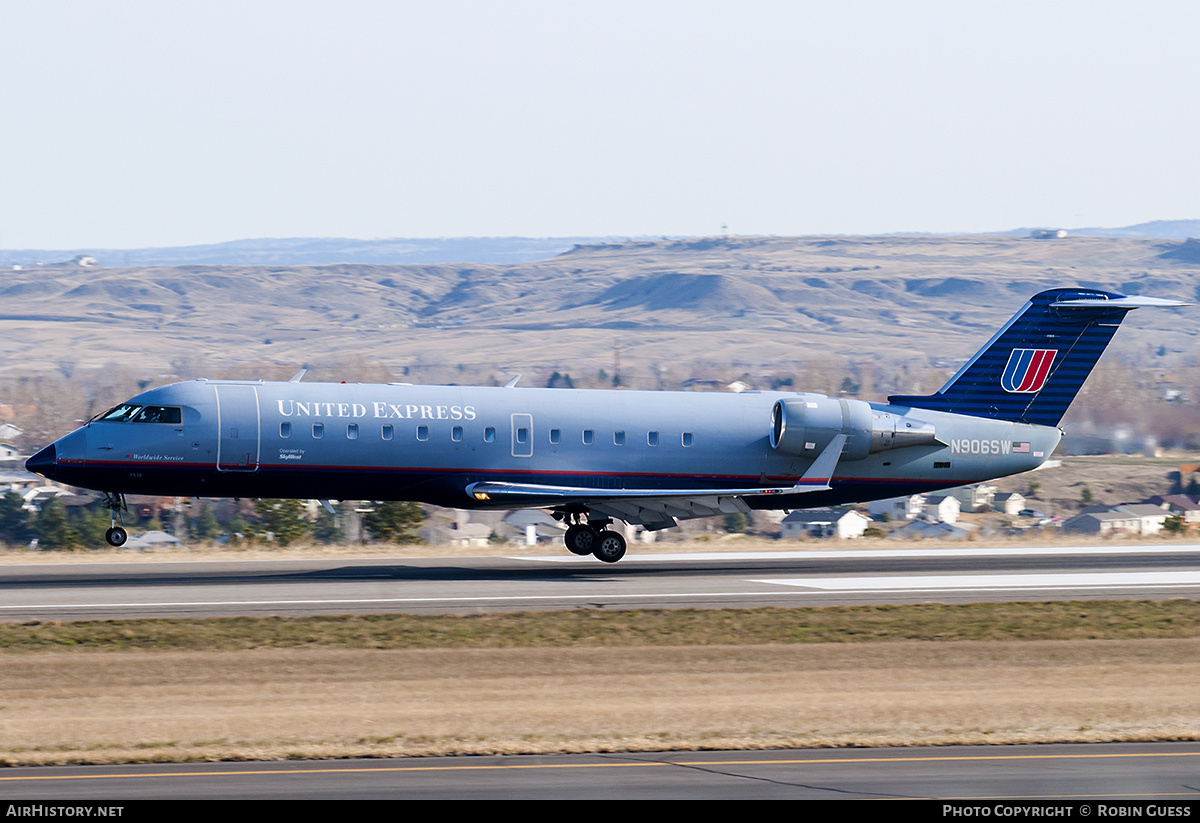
[25,443,57,477]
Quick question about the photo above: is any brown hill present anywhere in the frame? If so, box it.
[0,235,1194,401]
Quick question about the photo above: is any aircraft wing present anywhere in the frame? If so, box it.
[464,435,845,530]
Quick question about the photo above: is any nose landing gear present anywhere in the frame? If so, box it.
[102,492,128,547]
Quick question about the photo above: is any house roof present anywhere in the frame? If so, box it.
[889,521,969,539]
[504,509,563,527]
[1149,495,1200,511]
[125,530,182,549]
[1064,511,1138,524]
[1117,504,1171,518]
[782,508,863,524]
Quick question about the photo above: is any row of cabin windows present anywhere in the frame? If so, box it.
[279,421,695,447]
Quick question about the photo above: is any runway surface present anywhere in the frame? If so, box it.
[4,546,1199,800]
[2,742,1198,800]
[1,544,1198,620]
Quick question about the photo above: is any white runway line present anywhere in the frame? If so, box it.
[756,571,1200,590]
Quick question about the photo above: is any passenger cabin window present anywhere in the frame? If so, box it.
[417,425,429,441]
[516,427,529,445]
[452,426,463,442]
[347,424,358,440]
[382,425,394,440]
[647,431,659,446]
[583,429,594,445]
[484,427,496,443]
[313,422,324,439]
[280,422,291,438]
[549,428,560,444]
[614,430,625,446]
[682,432,694,447]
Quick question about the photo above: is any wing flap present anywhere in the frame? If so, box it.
[463,435,845,527]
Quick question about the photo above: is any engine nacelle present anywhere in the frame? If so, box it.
[770,397,938,461]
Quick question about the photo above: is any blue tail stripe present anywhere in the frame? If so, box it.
[888,289,1131,426]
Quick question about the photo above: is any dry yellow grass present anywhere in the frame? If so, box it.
[3,639,1198,765]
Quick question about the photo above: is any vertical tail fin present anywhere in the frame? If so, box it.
[888,289,1185,426]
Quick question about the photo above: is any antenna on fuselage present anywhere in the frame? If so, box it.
[288,369,306,383]
[504,374,521,388]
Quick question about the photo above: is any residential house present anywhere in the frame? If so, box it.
[1114,504,1171,536]
[889,520,972,540]
[1147,495,1200,526]
[992,492,1027,516]
[948,483,996,513]
[1061,510,1142,535]
[867,494,925,521]
[781,509,870,539]
[923,494,961,524]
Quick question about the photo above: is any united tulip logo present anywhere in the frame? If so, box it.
[1001,348,1057,393]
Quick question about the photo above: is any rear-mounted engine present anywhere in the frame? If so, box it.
[770,396,939,460]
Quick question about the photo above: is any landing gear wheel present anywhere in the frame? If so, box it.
[105,526,128,547]
[564,524,596,556]
[592,529,627,563]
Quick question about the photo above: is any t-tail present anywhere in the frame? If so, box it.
[888,288,1186,426]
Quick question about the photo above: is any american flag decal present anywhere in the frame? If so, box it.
[1001,349,1057,393]
[1012,441,1031,453]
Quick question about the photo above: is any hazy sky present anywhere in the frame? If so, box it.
[2,1,1198,248]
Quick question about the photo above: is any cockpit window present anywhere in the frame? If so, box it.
[98,404,142,422]
[132,406,182,424]
[95,404,182,424]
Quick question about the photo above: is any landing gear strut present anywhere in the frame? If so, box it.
[559,512,628,563]
[102,492,128,547]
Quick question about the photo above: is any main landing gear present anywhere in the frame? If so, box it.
[561,513,627,563]
[102,492,128,547]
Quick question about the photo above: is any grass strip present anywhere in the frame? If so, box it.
[3,600,1200,652]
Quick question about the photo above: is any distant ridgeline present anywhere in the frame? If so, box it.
[0,237,625,268]
[3,222,1200,267]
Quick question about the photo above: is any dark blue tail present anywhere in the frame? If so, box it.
[888,289,1182,426]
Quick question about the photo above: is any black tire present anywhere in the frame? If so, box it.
[564,524,596,555]
[105,526,128,547]
[592,529,626,563]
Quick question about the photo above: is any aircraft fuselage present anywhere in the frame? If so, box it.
[31,378,1058,510]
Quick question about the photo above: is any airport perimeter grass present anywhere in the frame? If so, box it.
[4,600,1200,651]
[3,601,1200,765]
